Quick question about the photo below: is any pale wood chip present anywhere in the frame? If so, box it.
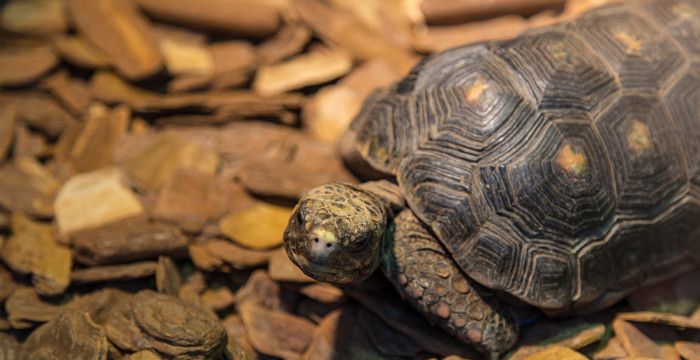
[1,0,68,35]
[219,202,292,250]
[0,44,58,86]
[239,302,316,359]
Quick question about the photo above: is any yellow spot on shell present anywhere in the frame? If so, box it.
[556,143,587,176]
[627,120,653,154]
[463,78,490,105]
[613,31,644,55]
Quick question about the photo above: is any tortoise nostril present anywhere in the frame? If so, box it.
[326,243,332,248]
[313,237,319,243]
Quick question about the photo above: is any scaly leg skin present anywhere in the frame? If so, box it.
[382,209,519,359]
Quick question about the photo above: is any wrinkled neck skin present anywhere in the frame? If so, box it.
[283,183,393,285]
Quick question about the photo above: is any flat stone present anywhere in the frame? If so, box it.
[19,311,109,360]
[54,167,144,237]
[0,157,60,217]
[71,218,187,266]
[219,202,292,250]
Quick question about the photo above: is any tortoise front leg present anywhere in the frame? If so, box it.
[382,209,519,359]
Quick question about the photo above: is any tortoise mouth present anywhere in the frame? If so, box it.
[285,246,356,284]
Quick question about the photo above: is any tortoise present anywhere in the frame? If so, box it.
[283,0,700,357]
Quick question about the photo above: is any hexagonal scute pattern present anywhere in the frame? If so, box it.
[347,0,700,310]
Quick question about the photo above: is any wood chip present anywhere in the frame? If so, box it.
[593,337,627,359]
[268,247,315,283]
[190,239,274,271]
[53,35,110,69]
[71,261,157,284]
[123,134,219,191]
[239,301,316,359]
[1,0,67,35]
[0,106,15,162]
[1,214,72,296]
[413,15,530,53]
[0,44,58,86]
[125,350,161,360]
[222,315,257,360]
[523,345,588,360]
[19,311,110,360]
[258,24,312,65]
[420,0,565,25]
[71,219,187,266]
[299,284,345,304]
[55,103,129,173]
[66,0,162,80]
[0,92,75,138]
[510,322,606,360]
[233,269,281,310]
[13,123,50,158]
[153,170,255,232]
[155,31,213,76]
[614,319,666,359]
[676,341,700,360]
[200,287,235,311]
[211,41,257,75]
[0,157,60,217]
[0,266,18,303]
[618,311,700,330]
[239,133,357,199]
[253,49,352,96]
[132,0,280,37]
[178,271,206,305]
[40,71,93,114]
[219,202,292,250]
[54,167,145,237]
[5,287,61,329]
[293,0,416,73]
[0,333,19,359]
[91,71,304,115]
[156,256,181,297]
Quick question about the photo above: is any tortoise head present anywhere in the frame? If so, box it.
[284,183,390,285]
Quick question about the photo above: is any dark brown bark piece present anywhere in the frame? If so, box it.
[132,0,280,37]
[0,266,18,303]
[156,256,181,297]
[613,319,665,359]
[178,271,206,305]
[19,311,109,360]
[71,218,188,266]
[190,239,273,271]
[70,261,157,284]
[5,287,61,329]
[153,170,255,233]
[675,341,700,360]
[63,288,131,325]
[66,0,162,80]
[233,270,281,310]
[13,122,50,158]
[239,301,316,359]
[0,158,59,217]
[0,44,58,86]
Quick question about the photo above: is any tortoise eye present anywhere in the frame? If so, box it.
[296,210,304,224]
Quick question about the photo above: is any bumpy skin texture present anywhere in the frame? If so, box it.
[383,209,519,357]
[349,0,700,312]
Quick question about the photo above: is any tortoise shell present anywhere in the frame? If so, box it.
[348,0,700,310]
